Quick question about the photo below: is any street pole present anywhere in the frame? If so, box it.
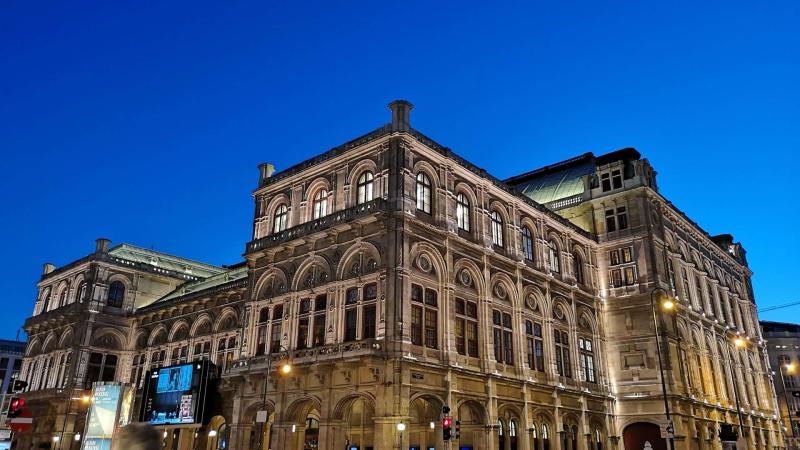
[256,346,291,450]
[731,339,749,442]
[779,366,796,447]
[650,288,676,450]
[57,386,74,450]
[257,352,273,450]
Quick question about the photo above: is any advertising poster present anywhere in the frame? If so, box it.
[81,384,123,450]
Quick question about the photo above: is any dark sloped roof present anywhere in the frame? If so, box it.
[760,321,800,334]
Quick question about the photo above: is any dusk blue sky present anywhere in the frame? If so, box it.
[1,1,798,339]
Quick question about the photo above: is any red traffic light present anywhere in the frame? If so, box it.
[7,397,26,419]
[9,398,24,410]
[443,417,452,428]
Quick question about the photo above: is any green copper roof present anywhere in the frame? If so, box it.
[108,244,225,279]
[510,159,593,205]
[153,264,248,304]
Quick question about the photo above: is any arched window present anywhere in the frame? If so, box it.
[510,420,517,437]
[499,419,506,449]
[41,290,51,313]
[522,227,534,261]
[273,204,288,233]
[58,289,68,308]
[75,282,87,303]
[456,193,470,232]
[548,240,560,274]
[542,424,551,450]
[573,252,584,284]
[107,281,125,308]
[490,211,504,247]
[532,424,540,450]
[415,172,432,214]
[357,171,374,204]
[312,189,328,219]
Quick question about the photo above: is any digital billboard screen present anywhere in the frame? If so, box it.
[140,361,213,425]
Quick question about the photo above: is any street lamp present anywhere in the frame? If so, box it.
[650,287,676,450]
[730,336,748,439]
[256,345,292,450]
[778,362,797,445]
[397,422,406,450]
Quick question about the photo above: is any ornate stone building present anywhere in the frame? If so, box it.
[17,101,782,450]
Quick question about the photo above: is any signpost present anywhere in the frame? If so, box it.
[8,408,32,433]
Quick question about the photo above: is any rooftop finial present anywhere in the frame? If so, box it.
[388,99,413,132]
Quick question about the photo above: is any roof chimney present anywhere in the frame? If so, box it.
[95,238,111,255]
[259,163,276,185]
[388,100,413,132]
[43,263,55,275]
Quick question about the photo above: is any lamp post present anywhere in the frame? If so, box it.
[650,287,676,450]
[397,421,406,450]
[209,420,226,450]
[779,363,797,447]
[731,337,749,440]
[256,345,292,450]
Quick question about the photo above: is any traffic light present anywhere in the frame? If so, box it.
[8,397,25,418]
[12,380,27,392]
[455,420,461,440]
[442,415,452,441]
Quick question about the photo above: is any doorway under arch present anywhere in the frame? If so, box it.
[623,422,666,450]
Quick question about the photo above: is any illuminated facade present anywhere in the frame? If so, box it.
[17,101,781,450]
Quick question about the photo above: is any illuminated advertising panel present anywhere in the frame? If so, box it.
[140,361,212,425]
[81,383,129,450]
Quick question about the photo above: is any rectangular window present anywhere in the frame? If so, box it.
[411,305,423,346]
[362,304,376,339]
[411,284,423,303]
[611,170,622,189]
[270,322,282,354]
[424,289,437,306]
[624,267,637,285]
[617,207,628,229]
[466,321,478,357]
[424,309,437,349]
[605,209,616,232]
[312,313,326,347]
[101,355,117,382]
[555,331,571,378]
[601,173,611,192]
[315,295,327,311]
[579,337,596,383]
[611,269,623,288]
[621,247,633,263]
[299,298,311,314]
[605,207,628,232]
[363,283,378,301]
[344,310,357,342]
[346,288,359,305]
[493,310,513,365]
[297,318,309,348]
[455,318,465,355]
[610,250,620,266]
[455,298,478,358]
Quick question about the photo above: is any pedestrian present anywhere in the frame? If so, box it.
[112,422,161,450]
